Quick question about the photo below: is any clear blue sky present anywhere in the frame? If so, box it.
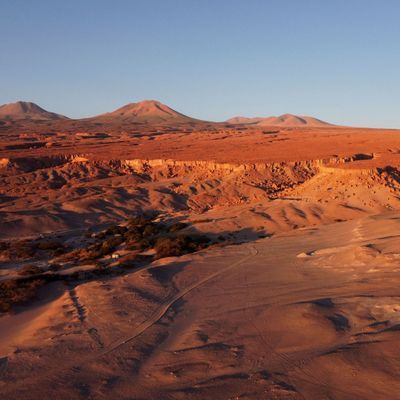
[1,0,399,127]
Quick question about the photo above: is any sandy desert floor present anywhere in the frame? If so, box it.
[3,214,400,399]
[2,124,400,399]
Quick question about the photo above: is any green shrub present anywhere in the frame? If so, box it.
[0,278,45,313]
[168,222,188,232]
[84,229,94,238]
[101,236,124,252]
[0,242,10,252]
[53,247,67,256]
[48,263,61,272]
[154,235,209,259]
[138,238,152,250]
[18,265,43,276]
[154,237,185,258]
[80,235,125,260]
[105,225,128,236]
[56,248,81,262]
[125,231,142,243]
[128,215,153,227]
[36,239,64,251]
[142,223,161,238]
[95,231,107,240]
[11,241,36,259]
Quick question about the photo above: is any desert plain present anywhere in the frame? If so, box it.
[2,101,400,399]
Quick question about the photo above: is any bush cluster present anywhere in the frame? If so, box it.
[35,239,66,256]
[0,278,45,313]
[18,265,43,276]
[61,216,208,263]
[0,238,67,261]
[35,240,61,250]
[154,234,210,259]
[1,240,36,260]
[61,235,125,262]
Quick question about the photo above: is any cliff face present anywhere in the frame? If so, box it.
[0,152,375,173]
[1,155,324,205]
[1,152,399,238]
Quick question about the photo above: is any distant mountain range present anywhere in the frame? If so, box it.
[90,100,199,124]
[226,113,331,127]
[0,100,334,127]
[0,101,68,121]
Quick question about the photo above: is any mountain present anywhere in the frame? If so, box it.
[93,100,202,124]
[0,101,332,128]
[226,116,263,124]
[0,101,68,121]
[227,113,332,127]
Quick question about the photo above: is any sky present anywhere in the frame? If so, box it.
[1,0,399,127]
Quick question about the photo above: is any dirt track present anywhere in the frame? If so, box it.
[2,213,400,399]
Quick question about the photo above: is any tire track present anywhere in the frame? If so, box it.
[241,236,368,399]
[1,244,257,397]
[98,244,258,357]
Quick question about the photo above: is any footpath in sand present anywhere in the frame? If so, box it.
[2,123,400,399]
[2,212,400,399]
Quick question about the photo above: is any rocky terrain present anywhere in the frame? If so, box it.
[2,101,400,399]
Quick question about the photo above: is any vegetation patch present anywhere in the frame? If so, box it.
[0,215,217,314]
[0,240,36,260]
[57,216,213,264]
[154,235,209,259]
[0,278,46,313]
[18,265,43,276]
[0,238,67,260]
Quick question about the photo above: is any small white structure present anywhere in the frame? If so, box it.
[111,253,120,259]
